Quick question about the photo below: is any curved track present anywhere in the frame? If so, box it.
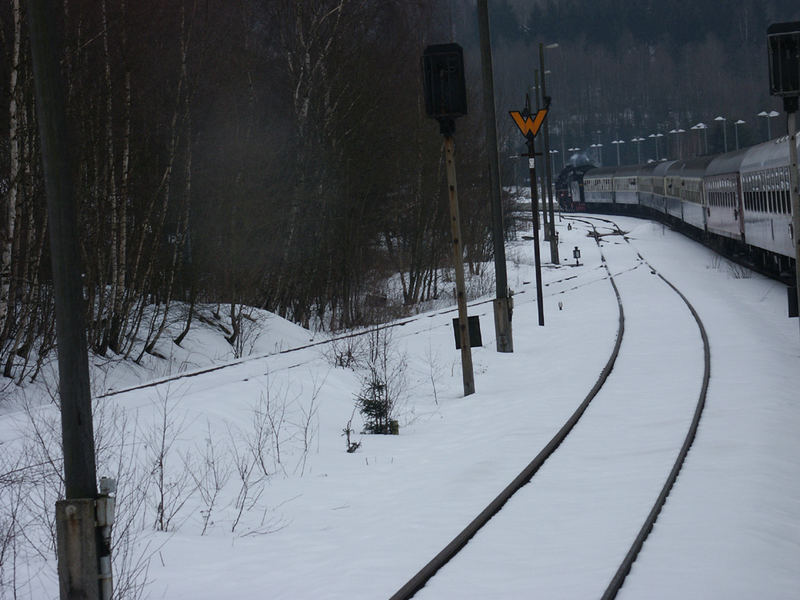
[391,215,711,599]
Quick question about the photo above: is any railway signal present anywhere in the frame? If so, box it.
[422,43,475,396]
[510,94,550,326]
[767,22,800,333]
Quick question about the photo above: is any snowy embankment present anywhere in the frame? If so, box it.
[0,215,798,599]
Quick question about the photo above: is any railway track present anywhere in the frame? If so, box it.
[391,216,710,599]
[1,217,712,597]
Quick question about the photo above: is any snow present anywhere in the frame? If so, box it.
[1,214,799,599]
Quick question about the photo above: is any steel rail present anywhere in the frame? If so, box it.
[568,214,711,599]
[389,222,625,600]
[601,256,711,599]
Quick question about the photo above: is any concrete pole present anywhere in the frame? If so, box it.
[722,120,728,153]
[444,136,476,395]
[539,43,559,264]
[25,1,104,598]
[788,111,800,336]
[477,0,513,352]
[533,70,549,240]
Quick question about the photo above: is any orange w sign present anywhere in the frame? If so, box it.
[510,108,548,138]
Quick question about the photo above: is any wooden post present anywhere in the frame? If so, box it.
[444,136,475,396]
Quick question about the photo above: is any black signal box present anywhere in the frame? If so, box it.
[422,43,468,120]
[768,22,800,103]
[452,316,482,349]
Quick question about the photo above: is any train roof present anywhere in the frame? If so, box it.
[636,163,659,175]
[652,160,677,177]
[705,147,750,177]
[583,166,618,179]
[740,136,800,173]
[666,156,715,179]
[613,164,640,177]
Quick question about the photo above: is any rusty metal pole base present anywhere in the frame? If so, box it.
[493,297,514,352]
[56,499,100,600]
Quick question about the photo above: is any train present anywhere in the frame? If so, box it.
[556,137,798,283]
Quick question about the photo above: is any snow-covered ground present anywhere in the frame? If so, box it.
[1,214,798,599]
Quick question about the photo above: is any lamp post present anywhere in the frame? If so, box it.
[590,143,603,165]
[714,116,728,152]
[648,133,663,160]
[691,122,708,155]
[757,110,780,140]
[668,129,685,160]
[549,148,560,172]
[631,136,646,163]
[539,41,559,262]
[611,139,624,165]
[734,119,745,149]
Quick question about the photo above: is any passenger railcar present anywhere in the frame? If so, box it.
[664,157,714,230]
[739,137,796,267]
[612,165,640,206]
[646,160,675,215]
[573,135,797,280]
[583,167,617,210]
[704,149,748,246]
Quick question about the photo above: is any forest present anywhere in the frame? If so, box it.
[0,0,506,387]
[1,0,799,386]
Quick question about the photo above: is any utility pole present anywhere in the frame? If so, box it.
[26,1,110,598]
[533,70,549,241]
[539,42,559,264]
[477,0,513,352]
